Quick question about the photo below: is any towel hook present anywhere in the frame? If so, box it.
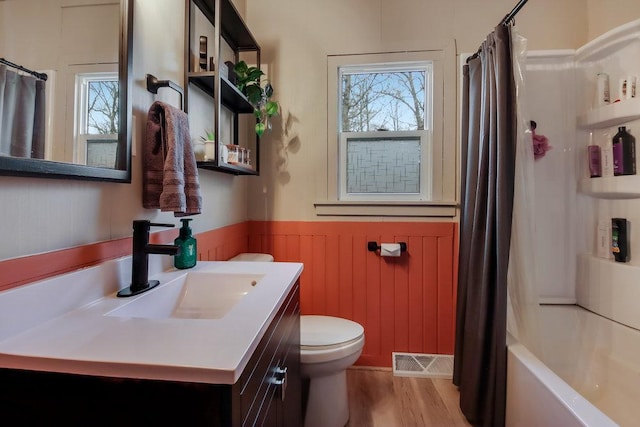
[146,74,184,110]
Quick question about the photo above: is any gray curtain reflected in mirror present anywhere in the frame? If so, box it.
[0,64,46,159]
[0,0,132,182]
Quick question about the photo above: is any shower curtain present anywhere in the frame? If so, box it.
[506,29,541,358]
[0,64,46,159]
[453,24,517,427]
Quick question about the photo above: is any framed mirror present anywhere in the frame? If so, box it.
[0,0,133,182]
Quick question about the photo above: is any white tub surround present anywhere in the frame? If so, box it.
[577,253,640,331]
[507,19,640,427]
[0,258,303,385]
[507,305,640,427]
[524,49,579,304]
[574,18,640,333]
[507,341,616,427]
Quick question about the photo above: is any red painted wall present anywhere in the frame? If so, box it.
[0,222,250,292]
[247,221,458,367]
[0,220,458,368]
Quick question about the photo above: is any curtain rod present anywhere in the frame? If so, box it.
[466,0,529,63]
[0,58,48,81]
[499,0,529,26]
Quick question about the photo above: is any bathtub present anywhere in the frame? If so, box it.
[506,305,640,427]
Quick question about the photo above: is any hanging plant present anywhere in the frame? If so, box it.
[233,60,279,137]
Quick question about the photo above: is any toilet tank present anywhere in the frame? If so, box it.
[228,253,274,262]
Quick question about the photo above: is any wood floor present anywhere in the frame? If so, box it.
[346,367,471,427]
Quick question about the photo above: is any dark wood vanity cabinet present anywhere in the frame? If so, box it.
[0,282,302,426]
[233,281,302,426]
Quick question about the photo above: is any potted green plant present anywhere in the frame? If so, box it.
[199,129,215,142]
[199,129,215,161]
[233,60,279,137]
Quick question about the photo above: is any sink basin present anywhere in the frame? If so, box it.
[107,272,264,320]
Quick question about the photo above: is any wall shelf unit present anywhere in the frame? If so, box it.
[187,72,255,113]
[196,159,256,175]
[185,0,260,175]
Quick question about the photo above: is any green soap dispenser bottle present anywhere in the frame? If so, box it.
[174,219,197,269]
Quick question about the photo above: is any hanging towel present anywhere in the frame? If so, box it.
[143,101,202,216]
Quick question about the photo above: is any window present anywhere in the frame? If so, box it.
[320,49,457,217]
[74,72,119,168]
[339,62,432,201]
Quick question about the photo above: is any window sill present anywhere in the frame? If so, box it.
[314,200,458,217]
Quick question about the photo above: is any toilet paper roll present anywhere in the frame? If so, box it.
[380,243,402,257]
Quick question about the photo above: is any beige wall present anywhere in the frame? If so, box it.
[245,0,589,222]
[587,0,640,40]
[0,0,249,262]
[0,0,635,262]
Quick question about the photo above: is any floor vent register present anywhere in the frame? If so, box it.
[392,352,454,379]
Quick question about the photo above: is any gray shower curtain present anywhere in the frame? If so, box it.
[0,64,46,159]
[453,24,516,427]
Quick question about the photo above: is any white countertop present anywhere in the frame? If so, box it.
[0,259,303,385]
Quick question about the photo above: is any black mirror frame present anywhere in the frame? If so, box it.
[0,0,133,183]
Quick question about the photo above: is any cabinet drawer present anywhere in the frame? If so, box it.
[235,282,300,426]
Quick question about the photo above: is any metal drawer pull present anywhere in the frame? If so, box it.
[272,366,288,401]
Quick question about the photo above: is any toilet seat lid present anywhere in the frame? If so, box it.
[300,315,364,347]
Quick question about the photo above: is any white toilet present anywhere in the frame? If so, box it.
[229,253,365,427]
[300,315,364,427]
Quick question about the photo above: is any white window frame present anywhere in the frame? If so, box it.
[339,131,431,201]
[338,61,432,201]
[318,48,457,217]
[73,70,118,165]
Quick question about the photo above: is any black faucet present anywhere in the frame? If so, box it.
[117,220,181,297]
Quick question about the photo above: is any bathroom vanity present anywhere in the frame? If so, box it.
[0,260,302,426]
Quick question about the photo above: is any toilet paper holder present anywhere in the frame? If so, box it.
[367,241,407,253]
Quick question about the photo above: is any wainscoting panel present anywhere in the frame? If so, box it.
[248,221,457,367]
[0,220,457,368]
[0,238,131,292]
[0,222,250,293]
[196,221,250,261]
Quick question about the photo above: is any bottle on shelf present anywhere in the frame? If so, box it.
[588,145,602,178]
[612,126,636,176]
[594,72,610,108]
[199,36,208,72]
[611,218,629,263]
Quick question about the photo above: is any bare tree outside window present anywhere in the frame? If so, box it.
[328,51,456,207]
[86,80,119,135]
[341,70,425,132]
[337,62,431,199]
[75,73,119,168]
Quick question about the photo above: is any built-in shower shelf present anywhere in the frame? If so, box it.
[579,175,640,199]
[576,253,640,331]
[575,19,640,130]
[578,98,640,129]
